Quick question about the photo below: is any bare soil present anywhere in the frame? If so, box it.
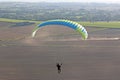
[0,22,120,80]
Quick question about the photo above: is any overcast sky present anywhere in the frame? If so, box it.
[0,0,120,3]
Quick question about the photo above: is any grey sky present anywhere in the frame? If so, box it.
[0,0,120,3]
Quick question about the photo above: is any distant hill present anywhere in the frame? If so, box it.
[0,2,120,21]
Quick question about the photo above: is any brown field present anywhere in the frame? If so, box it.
[0,22,120,80]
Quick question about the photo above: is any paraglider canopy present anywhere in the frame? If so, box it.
[32,19,88,40]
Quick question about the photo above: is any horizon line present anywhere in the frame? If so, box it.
[0,1,120,4]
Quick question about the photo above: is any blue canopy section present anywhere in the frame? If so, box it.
[38,20,78,30]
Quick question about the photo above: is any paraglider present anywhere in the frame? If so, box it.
[31,19,88,74]
[32,19,88,40]
[56,63,62,74]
